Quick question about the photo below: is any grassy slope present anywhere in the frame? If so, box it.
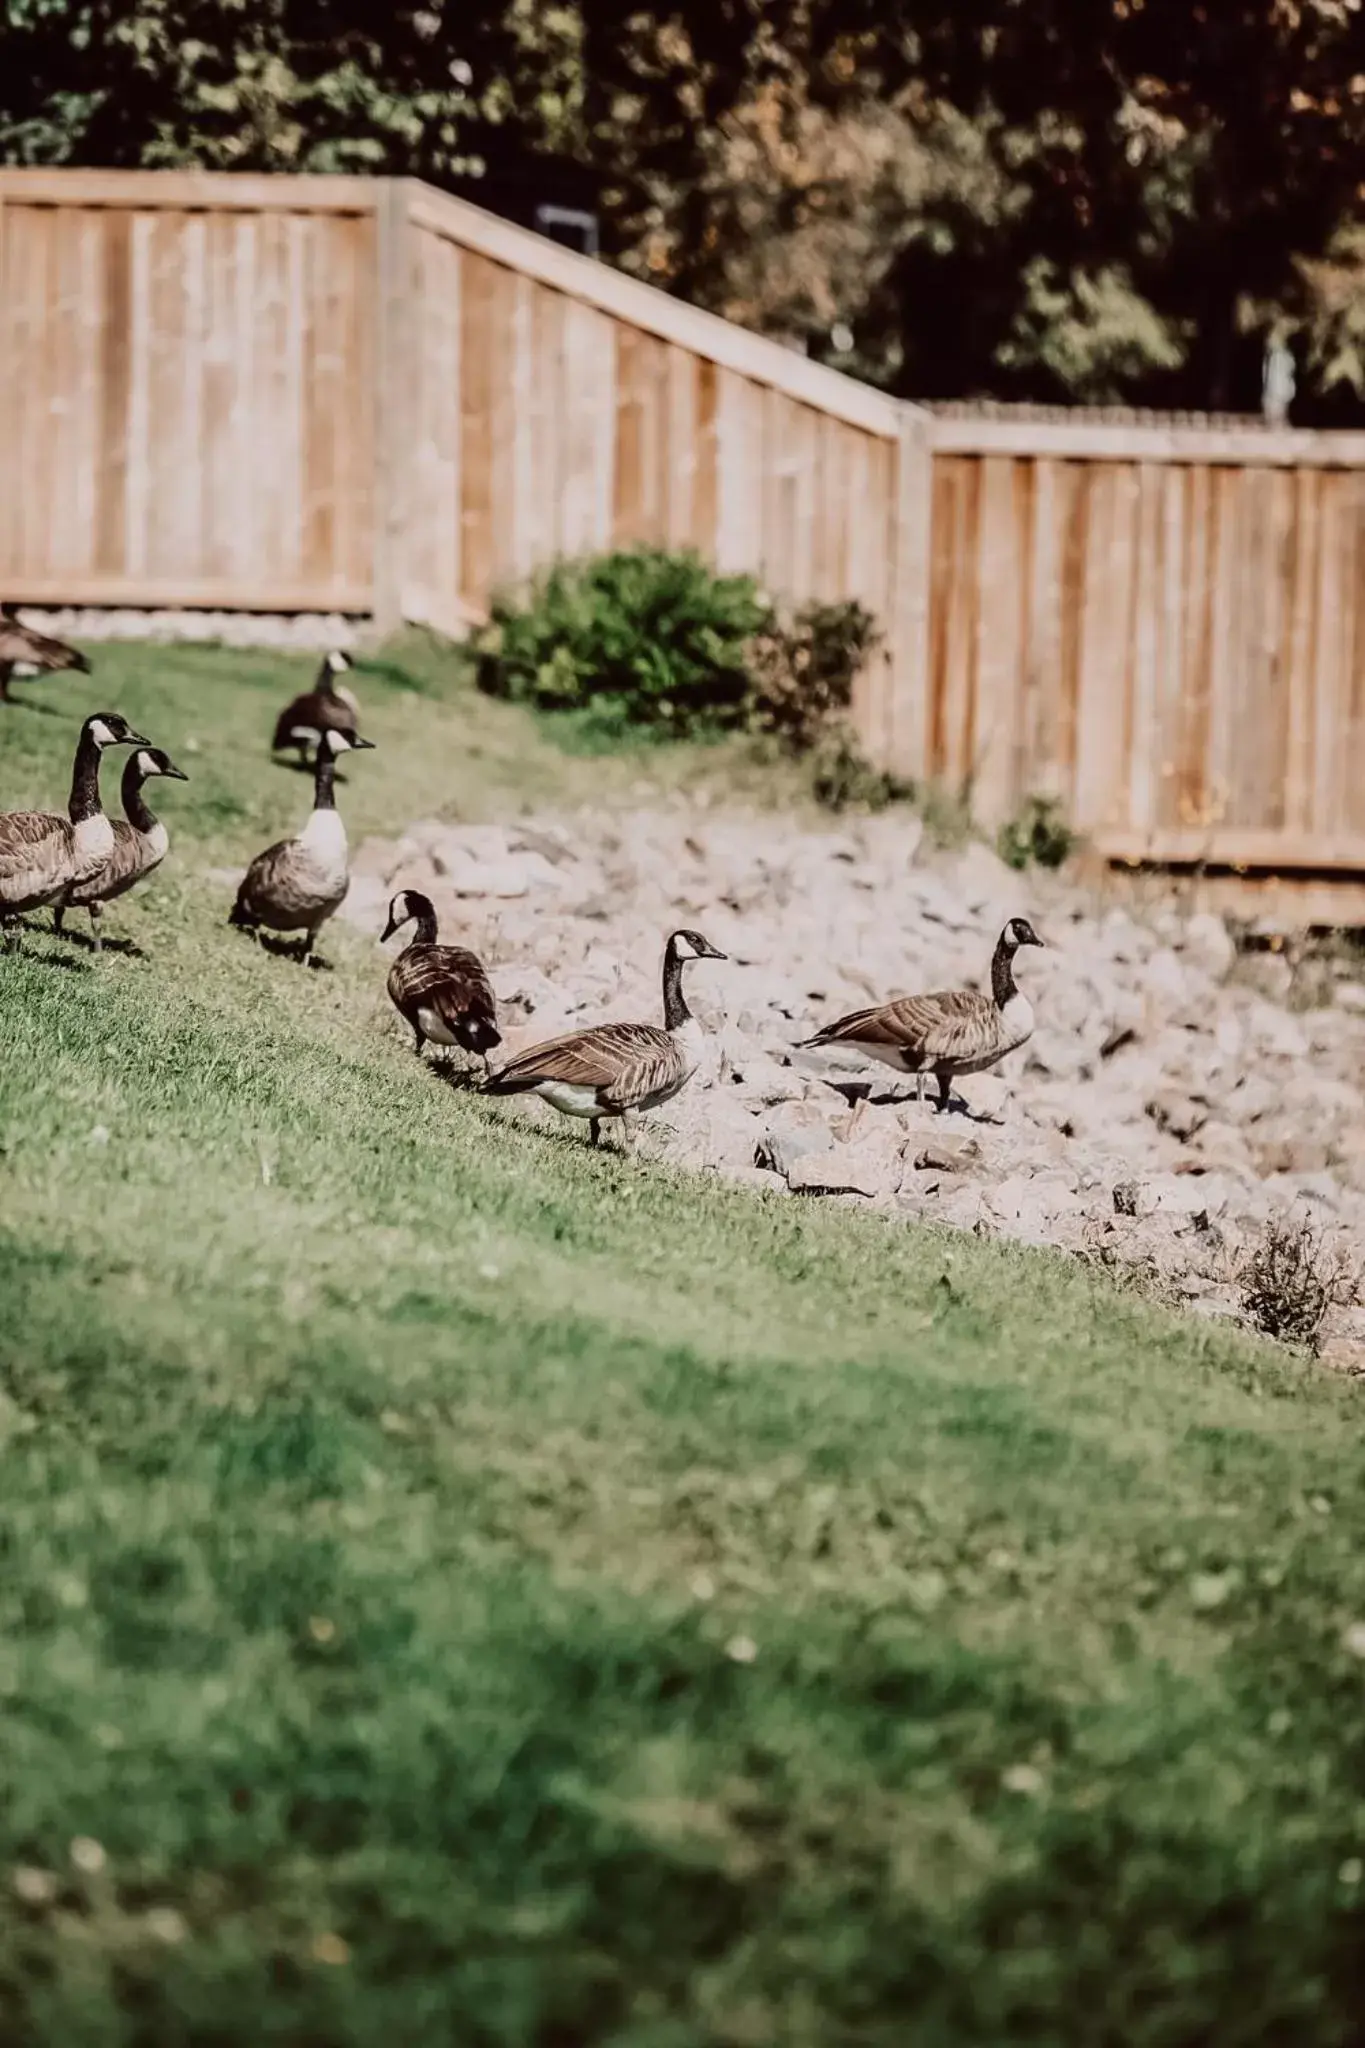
[1,642,1364,2045]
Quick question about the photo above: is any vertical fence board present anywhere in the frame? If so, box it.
[1346,477,1365,836]
[972,457,1026,818]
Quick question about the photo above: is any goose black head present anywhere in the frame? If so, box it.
[319,728,375,758]
[381,888,435,943]
[669,928,728,963]
[1002,916,1045,951]
[131,746,188,783]
[84,713,150,750]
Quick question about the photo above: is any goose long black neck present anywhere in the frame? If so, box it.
[991,935,1019,1010]
[121,758,159,834]
[662,938,692,1032]
[405,900,439,947]
[312,748,338,811]
[68,728,107,825]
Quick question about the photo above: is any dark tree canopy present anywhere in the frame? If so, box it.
[4,0,1365,414]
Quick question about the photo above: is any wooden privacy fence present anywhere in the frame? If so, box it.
[5,167,1365,878]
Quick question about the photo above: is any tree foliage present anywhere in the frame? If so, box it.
[0,1,566,180]
[4,0,1365,413]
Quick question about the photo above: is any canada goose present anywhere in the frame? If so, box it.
[486,928,727,1146]
[0,604,91,703]
[230,728,374,961]
[271,649,359,764]
[799,917,1046,1111]
[54,746,188,948]
[381,888,501,1067]
[0,712,149,946]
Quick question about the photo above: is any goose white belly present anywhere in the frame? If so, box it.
[536,1081,605,1119]
[417,1006,459,1047]
[295,808,349,895]
[841,1039,932,1075]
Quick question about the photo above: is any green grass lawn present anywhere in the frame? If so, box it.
[2,640,1365,2045]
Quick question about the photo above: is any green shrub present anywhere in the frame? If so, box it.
[998,794,1076,871]
[474,549,772,741]
[473,553,905,811]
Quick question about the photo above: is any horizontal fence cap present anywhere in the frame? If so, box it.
[927,410,1365,467]
[403,178,917,439]
[0,166,382,214]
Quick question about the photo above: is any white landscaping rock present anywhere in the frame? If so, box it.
[347,798,1365,1311]
[1180,912,1236,981]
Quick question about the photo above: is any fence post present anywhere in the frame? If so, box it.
[888,402,934,782]
[371,178,414,638]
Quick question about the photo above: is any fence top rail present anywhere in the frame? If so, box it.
[929,412,1365,468]
[0,167,381,215]
[404,181,909,439]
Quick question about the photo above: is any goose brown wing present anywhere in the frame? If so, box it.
[488,1021,681,1108]
[235,836,297,914]
[806,989,997,1062]
[0,811,68,881]
[0,620,85,671]
[390,945,499,1035]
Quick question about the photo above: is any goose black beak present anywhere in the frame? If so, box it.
[350,736,376,751]
[702,942,728,960]
[379,916,399,943]
[162,762,190,781]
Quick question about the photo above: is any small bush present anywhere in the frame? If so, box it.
[748,599,882,753]
[998,795,1076,871]
[1239,1215,1359,1353]
[475,554,906,806]
[749,598,906,812]
[474,549,771,741]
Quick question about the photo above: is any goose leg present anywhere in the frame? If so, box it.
[412,1025,426,1056]
[915,1070,927,1106]
[0,664,11,704]
[622,1111,639,1154]
[52,903,66,937]
[589,1118,602,1148]
[88,902,103,954]
[2,920,17,953]
[935,1068,952,1114]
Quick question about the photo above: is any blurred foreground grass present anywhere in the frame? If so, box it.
[0,641,1363,2042]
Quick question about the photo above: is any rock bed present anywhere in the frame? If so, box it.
[13,608,363,653]
[342,799,1365,1367]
